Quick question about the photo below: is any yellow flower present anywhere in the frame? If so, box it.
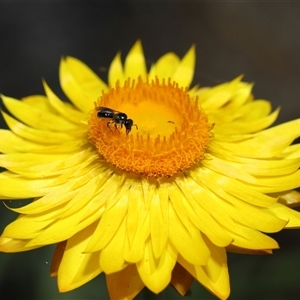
[1,41,300,299]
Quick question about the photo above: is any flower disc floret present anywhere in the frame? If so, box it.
[88,77,212,178]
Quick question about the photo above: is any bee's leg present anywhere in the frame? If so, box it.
[114,123,121,133]
[107,121,113,132]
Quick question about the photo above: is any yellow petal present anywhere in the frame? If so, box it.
[223,80,253,109]
[0,148,95,180]
[175,177,233,247]
[2,111,74,143]
[253,170,300,193]
[171,45,195,88]
[0,171,57,198]
[152,52,180,79]
[1,95,77,131]
[2,214,54,240]
[226,244,273,255]
[281,144,300,159]
[237,99,272,120]
[21,94,59,114]
[268,203,300,228]
[27,208,88,245]
[0,152,78,177]
[54,173,105,219]
[124,212,150,263]
[277,190,300,207]
[168,201,210,266]
[50,241,66,276]
[122,182,152,263]
[0,236,39,252]
[199,76,247,110]
[126,182,144,247]
[58,223,102,292]
[106,264,144,300]
[124,40,147,80]
[214,108,279,135]
[7,166,101,216]
[179,175,240,237]
[208,99,271,126]
[136,240,177,293]
[108,52,125,86]
[191,167,277,207]
[215,119,300,158]
[170,262,194,296]
[59,57,107,113]
[202,154,257,184]
[43,81,86,124]
[99,217,127,274]
[229,223,279,250]
[0,130,85,154]
[85,188,129,252]
[178,236,230,300]
[209,148,300,177]
[150,186,169,258]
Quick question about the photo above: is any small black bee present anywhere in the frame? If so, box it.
[96,106,138,134]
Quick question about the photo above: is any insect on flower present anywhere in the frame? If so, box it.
[96,106,138,134]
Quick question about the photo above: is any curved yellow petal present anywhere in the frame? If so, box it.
[99,217,127,274]
[136,241,177,293]
[253,170,300,193]
[170,262,194,296]
[2,95,77,131]
[0,236,39,252]
[59,57,107,113]
[0,149,96,179]
[126,182,144,247]
[215,119,300,158]
[178,237,230,300]
[124,215,150,263]
[268,203,300,228]
[281,144,300,159]
[229,222,279,250]
[85,189,129,252]
[2,111,74,143]
[150,186,169,258]
[43,81,86,124]
[106,264,145,300]
[171,45,195,88]
[58,223,102,292]
[202,154,257,185]
[214,108,280,135]
[0,171,57,198]
[237,99,272,120]
[21,95,59,114]
[207,99,271,125]
[192,169,287,233]
[226,244,272,255]
[152,52,180,79]
[124,40,147,80]
[2,215,54,240]
[50,241,66,277]
[0,130,85,154]
[175,177,233,247]
[108,52,125,86]
[26,207,89,247]
[168,201,210,266]
[199,76,248,110]
[277,190,300,207]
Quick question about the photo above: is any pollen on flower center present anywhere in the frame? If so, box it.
[88,77,212,178]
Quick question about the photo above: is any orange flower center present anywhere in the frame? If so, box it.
[88,77,212,178]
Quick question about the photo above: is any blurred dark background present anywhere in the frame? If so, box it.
[0,2,300,299]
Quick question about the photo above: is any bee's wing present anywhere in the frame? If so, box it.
[96,106,121,113]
